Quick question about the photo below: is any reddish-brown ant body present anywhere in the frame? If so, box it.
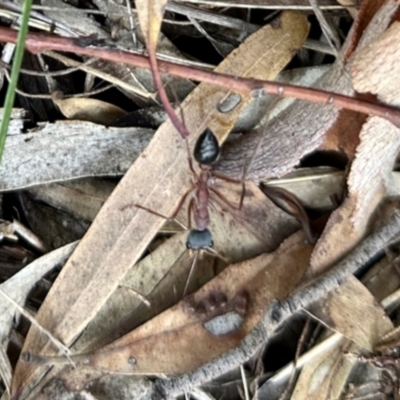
[185,128,222,251]
[134,126,241,294]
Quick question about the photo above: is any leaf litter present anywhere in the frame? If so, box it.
[1,2,400,400]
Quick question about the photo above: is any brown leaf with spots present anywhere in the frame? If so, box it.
[22,232,312,377]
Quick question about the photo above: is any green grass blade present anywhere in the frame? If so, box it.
[0,0,33,163]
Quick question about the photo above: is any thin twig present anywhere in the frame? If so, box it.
[0,28,397,127]
[3,67,115,98]
[0,57,97,77]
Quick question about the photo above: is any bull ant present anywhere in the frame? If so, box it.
[136,127,243,296]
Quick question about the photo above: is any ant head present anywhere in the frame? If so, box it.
[186,228,214,250]
[194,129,220,165]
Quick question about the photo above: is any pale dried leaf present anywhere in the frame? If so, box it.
[292,337,357,400]
[0,243,77,347]
[235,65,330,132]
[27,179,115,222]
[0,108,28,136]
[0,245,77,396]
[52,94,127,125]
[217,62,353,181]
[293,275,395,400]
[0,122,152,191]
[362,252,400,304]
[41,0,105,37]
[217,0,398,181]
[135,0,167,49]
[0,345,11,395]
[92,0,195,104]
[265,167,345,209]
[336,0,358,18]
[351,20,400,106]
[309,276,393,351]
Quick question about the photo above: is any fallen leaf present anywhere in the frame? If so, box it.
[0,121,152,191]
[308,276,393,351]
[0,345,12,394]
[351,20,400,106]
[52,92,127,125]
[135,0,167,51]
[292,337,357,400]
[23,232,312,377]
[27,179,116,222]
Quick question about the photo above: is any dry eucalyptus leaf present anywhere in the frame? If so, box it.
[362,251,400,305]
[0,108,28,136]
[27,232,312,377]
[200,11,309,143]
[0,243,77,393]
[266,167,345,209]
[41,0,106,37]
[20,192,90,250]
[337,0,358,18]
[12,12,309,397]
[308,276,393,351]
[0,122,152,191]
[0,242,77,348]
[0,345,12,394]
[234,65,330,132]
[351,20,400,106]
[52,93,127,125]
[92,0,195,105]
[291,337,356,400]
[27,179,116,222]
[135,0,167,51]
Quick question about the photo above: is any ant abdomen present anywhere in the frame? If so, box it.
[194,129,220,165]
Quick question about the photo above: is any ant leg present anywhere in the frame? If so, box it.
[211,171,246,209]
[183,250,199,297]
[211,171,242,185]
[209,186,242,211]
[185,139,197,176]
[187,197,195,230]
[204,246,229,264]
[134,185,195,230]
[170,185,195,220]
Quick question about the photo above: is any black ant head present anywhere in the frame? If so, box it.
[194,129,220,165]
[186,228,214,250]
